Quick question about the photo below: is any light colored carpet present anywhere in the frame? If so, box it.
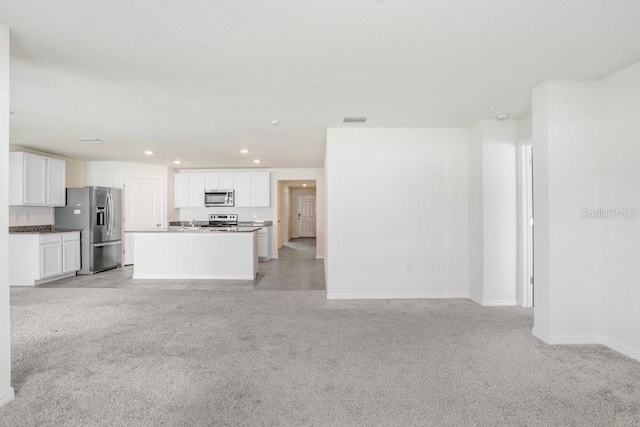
[1,288,639,426]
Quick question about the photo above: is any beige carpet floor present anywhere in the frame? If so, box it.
[1,288,639,426]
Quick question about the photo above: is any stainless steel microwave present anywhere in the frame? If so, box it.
[204,190,234,207]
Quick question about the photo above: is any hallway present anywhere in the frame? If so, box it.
[253,238,325,290]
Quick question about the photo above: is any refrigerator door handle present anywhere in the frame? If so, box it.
[109,192,114,236]
[94,241,121,247]
[106,192,112,236]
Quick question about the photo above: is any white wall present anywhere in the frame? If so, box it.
[176,168,326,259]
[599,61,640,359]
[326,128,469,299]
[532,81,602,344]
[467,120,518,306]
[85,161,169,228]
[0,22,15,407]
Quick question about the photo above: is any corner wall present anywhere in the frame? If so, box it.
[468,120,518,306]
[325,128,469,299]
[0,22,15,407]
[532,81,603,344]
[599,61,640,359]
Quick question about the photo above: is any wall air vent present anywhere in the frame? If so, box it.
[78,138,105,144]
[342,116,368,123]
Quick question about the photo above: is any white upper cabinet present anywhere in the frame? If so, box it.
[205,172,234,190]
[234,172,252,207]
[174,173,205,208]
[175,171,269,209]
[250,172,271,207]
[204,173,219,190]
[188,173,205,207]
[47,157,66,206]
[219,173,234,190]
[174,173,190,208]
[10,152,66,206]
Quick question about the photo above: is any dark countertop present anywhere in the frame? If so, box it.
[126,226,262,234]
[168,220,273,227]
[238,221,273,227]
[9,225,82,235]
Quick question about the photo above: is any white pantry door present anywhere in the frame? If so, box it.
[123,177,163,265]
[297,196,316,237]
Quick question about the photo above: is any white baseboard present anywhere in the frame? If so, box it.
[532,328,640,362]
[0,387,15,408]
[601,337,640,362]
[481,299,518,307]
[326,292,469,300]
[532,328,601,345]
[468,295,516,307]
[468,294,483,305]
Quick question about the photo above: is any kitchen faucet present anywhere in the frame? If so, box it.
[191,218,196,229]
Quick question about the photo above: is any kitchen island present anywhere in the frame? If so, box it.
[126,227,261,280]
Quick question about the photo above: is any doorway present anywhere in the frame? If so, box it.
[518,139,534,307]
[122,177,163,265]
[276,179,316,248]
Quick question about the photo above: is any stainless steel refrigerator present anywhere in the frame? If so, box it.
[55,186,122,274]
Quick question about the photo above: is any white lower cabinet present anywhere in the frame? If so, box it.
[40,241,63,278]
[62,235,81,273]
[10,231,81,286]
[258,227,271,261]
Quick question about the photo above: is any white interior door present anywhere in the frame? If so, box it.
[298,196,316,237]
[123,177,163,265]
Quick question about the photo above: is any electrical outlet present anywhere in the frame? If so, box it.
[15,213,21,222]
[406,263,413,273]
[25,213,30,221]
[253,213,258,218]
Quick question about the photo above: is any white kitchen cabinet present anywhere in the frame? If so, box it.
[205,172,219,190]
[10,152,66,207]
[251,172,271,207]
[219,173,234,190]
[174,173,190,207]
[40,241,63,278]
[62,234,81,273]
[258,227,271,261]
[204,172,233,190]
[174,173,205,208]
[47,157,66,206]
[188,173,205,208]
[234,172,252,207]
[10,231,81,286]
[177,171,268,208]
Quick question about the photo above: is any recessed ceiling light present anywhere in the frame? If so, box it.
[240,149,249,154]
[271,120,279,125]
[78,138,105,144]
[145,150,154,155]
[342,116,368,123]
[253,159,261,164]
[302,184,307,187]
[174,160,182,165]
[496,112,509,120]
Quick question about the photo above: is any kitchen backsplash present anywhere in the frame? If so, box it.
[9,206,54,227]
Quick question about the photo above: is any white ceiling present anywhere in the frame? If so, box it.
[1,0,639,168]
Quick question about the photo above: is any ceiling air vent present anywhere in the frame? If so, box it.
[78,138,105,144]
[342,116,368,123]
